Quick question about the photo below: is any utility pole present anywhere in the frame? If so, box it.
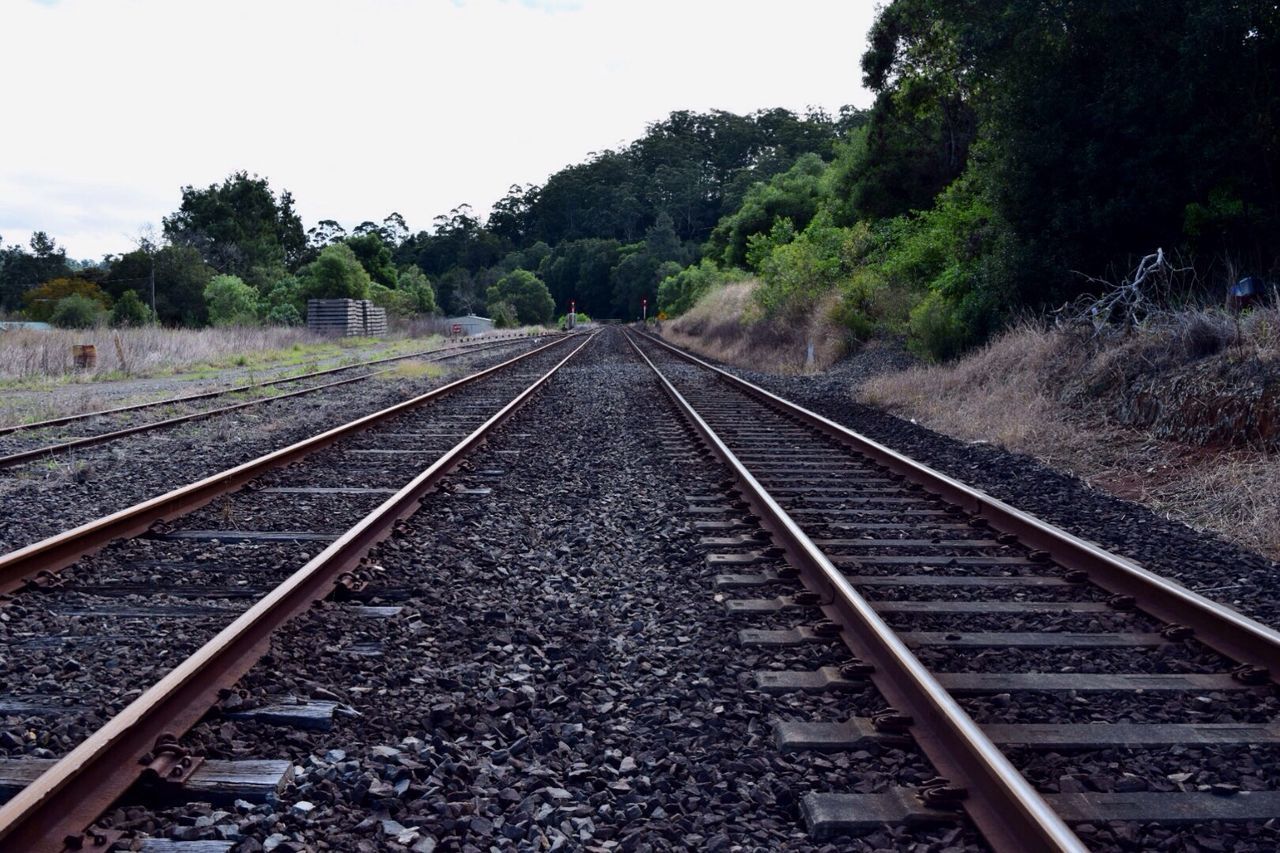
[149,254,156,319]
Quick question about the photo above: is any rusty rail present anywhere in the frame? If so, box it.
[0,333,537,439]
[636,331,1280,675]
[0,335,575,597]
[0,336,544,469]
[627,331,1090,852]
[0,332,595,851]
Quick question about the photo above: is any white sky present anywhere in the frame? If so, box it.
[0,0,876,260]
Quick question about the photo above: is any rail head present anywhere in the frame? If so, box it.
[635,330,1280,675]
[0,332,596,851]
[624,331,1085,853]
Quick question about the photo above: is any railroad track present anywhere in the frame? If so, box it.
[0,334,543,470]
[628,330,1280,852]
[0,332,593,850]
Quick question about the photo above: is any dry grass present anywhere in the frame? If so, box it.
[860,323,1086,451]
[663,280,849,374]
[379,360,445,381]
[860,316,1280,559]
[0,325,326,383]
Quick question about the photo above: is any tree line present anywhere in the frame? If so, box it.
[5,1,1276,355]
[672,0,1280,358]
[0,107,859,330]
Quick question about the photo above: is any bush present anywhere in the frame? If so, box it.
[368,283,418,318]
[486,269,554,325]
[50,294,104,328]
[490,301,518,328]
[24,278,112,322]
[658,259,745,316]
[109,290,154,327]
[259,275,305,324]
[265,303,302,326]
[755,212,873,319]
[298,243,372,301]
[204,275,260,326]
[398,266,438,315]
[907,290,970,361]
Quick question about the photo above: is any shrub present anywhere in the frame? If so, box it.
[50,294,104,328]
[486,269,554,325]
[658,259,744,316]
[755,212,873,319]
[265,303,302,326]
[398,266,438,315]
[368,283,418,318]
[23,278,112,321]
[908,290,969,361]
[298,243,372,301]
[109,290,154,327]
[204,275,260,326]
[259,275,305,324]
[490,301,518,328]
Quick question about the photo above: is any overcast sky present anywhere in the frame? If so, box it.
[0,0,876,260]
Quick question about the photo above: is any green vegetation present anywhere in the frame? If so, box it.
[23,277,111,321]
[204,275,260,326]
[298,243,373,301]
[109,290,154,327]
[50,293,104,328]
[5,6,1276,353]
[664,1,1280,359]
[487,270,554,325]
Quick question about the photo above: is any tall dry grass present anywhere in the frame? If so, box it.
[663,280,850,373]
[0,325,329,382]
[860,309,1280,559]
[860,323,1087,452]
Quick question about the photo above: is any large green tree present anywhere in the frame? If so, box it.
[0,232,72,311]
[486,269,554,325]
[106,245,214,326]
[163,171,307,284]
[298,243,373,301]
[345,232,399,288]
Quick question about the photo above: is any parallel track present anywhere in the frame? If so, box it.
[0,334,544,470]
[0,336,569,597]
[629,330,1280,852]
[0,332,594,850]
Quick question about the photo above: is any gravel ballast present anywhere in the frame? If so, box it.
[0,339,546,554]
[112,329,985,851]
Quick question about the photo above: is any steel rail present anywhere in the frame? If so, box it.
[626,331,1085,853]
[0,335,575,597]
[638,331,1280,676]
[0,337,542,470]
[0,341,515,470]
[0,333,536,439]
[0,331,596,852]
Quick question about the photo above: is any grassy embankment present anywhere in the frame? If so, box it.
[668,281,1280,560]
[661,279,851,373]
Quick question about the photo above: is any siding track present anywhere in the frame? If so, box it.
[0,334,541,470]
[0,333,593,849]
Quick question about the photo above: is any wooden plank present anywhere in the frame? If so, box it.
[139,841,235,853]
[0,759,292,803]
[225,700,339,731]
